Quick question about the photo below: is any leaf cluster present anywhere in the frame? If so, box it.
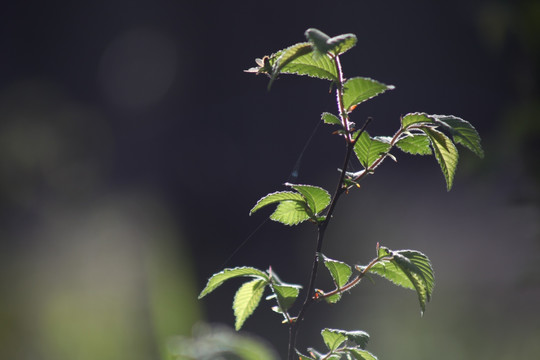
[198,28,485,360]
[250,183,331,225]
[198,243,434,334]
[297,328,374,360]
[246,30,482,193]
[199,267,301,330]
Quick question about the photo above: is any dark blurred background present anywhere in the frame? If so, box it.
[1,0,539,359]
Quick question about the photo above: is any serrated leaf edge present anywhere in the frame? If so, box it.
[199,266,269,299]
[233,278,267,330]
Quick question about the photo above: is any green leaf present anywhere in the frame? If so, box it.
[199,267,269,299]
[353,131,391,169]
[265,41,337,82]
[287,183,331,215]
[270,283,301,312]
[342,77,395,112]
[324,292,343,304]
[322,112,341,125]
[305,28,357,57]
[340,330,370,349]
[250,191,305,215]
[401,112,435,129]
[277,48,337,81]
[233,278,267,330]
[321,328,347,351]
[269,42,313,89]
[367,247,435,314]
[432,115,484,158]
[396,250,435,299]
[367,257,414,290]
[270,200,311,225]
[250,185,329,225]
[377,244,392,258]
[422,127,459,191]
[266,269,301,313]
[305,28,332,56]
[327,33,357,56]
[323,255,352,288]
[396,134,432,155]
[252,41,337,85]
[346,348,378,360]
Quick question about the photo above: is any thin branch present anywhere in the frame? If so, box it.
[287,117,371,360]
[319,255,394,299]
[352,123,408,183]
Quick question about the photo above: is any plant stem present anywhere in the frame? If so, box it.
[287,118,371,360]
[333,55,353,143]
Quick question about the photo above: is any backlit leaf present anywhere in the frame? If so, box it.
[343,77,395,112]
[322,112,341,125]
[366,260,415,290]
[323,254,352,288]
[278,49,337,81]
[270,200,311,225]
[249,43,337,84]
[199,267,269,299]
[321,328,347,351]
[233,278,267,330]
[250,191,305,215]
[287,183,331,214]
[353,131,391,169]
[269,42,313,89]
[270,283,301,312]
[401,112,434,129]
[396,134,432,155]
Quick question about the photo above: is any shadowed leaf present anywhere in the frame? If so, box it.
[432,115,484,158]
[366,247,434,314]
[423,127,459,190]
